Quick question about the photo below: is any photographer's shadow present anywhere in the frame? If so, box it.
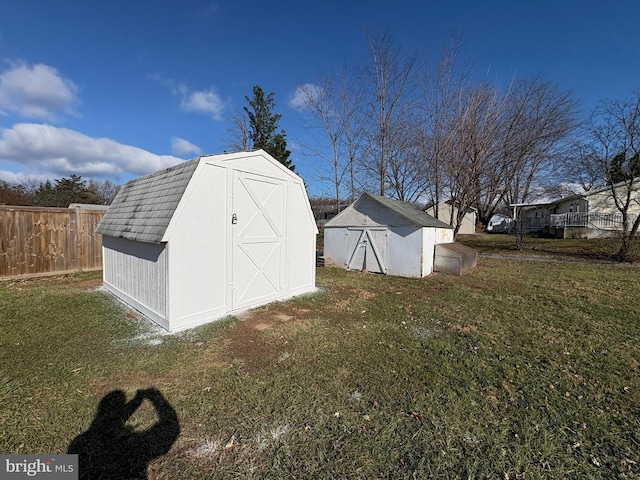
[68,388,180,480]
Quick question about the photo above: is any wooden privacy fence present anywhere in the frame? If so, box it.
[0,205,107,279]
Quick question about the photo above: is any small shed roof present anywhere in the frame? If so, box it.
[326,192,452,229]
[68,203,109,210]
[436,242,477,255]
[96,158,199,243]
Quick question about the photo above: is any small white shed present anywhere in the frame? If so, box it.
[425,200,477,235]
[323,193,454,278]
[96,150,318,332]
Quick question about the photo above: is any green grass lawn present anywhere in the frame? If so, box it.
[1,259,639,479]
[456,233,625,261]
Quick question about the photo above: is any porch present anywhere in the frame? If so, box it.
[549,212,628,229]
[544,212,634,239]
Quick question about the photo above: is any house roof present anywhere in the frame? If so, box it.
[326,192,452,229]
[96,157,200,243]
[442,198,478,212]
[519,177,640,210]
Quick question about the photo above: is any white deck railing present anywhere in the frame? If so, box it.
[549,212,629,229]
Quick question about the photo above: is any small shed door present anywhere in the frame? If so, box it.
[231,171,285,309]
[345,228,388,274]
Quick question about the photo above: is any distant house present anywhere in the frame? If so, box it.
[519,179,640,238]
[425,200,477,235]
[486,213,513,233]
[311,201,349,227]
[323,193,475,277]
[96,150,318,332]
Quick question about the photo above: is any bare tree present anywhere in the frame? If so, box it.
[337,67,366,202]
[296,32,579,235]
[224,111,252,152]
[295,77,349,213]
[87,179,120,205]
[491,78,579,222]
[360,30,418,196]
[446,83,505,237]
[573,93,640,260]
[418,38,469,217]
[385,108,428,202]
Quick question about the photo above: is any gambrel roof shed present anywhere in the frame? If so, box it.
[323,193,454,277]
[97,159,199,243]
[97,150,318,332]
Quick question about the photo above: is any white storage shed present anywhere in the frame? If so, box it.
[426,200,477,235]
[96,150,318,332]
[323,193,454,278]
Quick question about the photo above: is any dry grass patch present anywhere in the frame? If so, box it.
[2,263,640,478]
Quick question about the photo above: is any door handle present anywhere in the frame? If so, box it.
[231,213,238,224]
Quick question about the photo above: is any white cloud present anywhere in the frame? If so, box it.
[150,75,226,120]
[179,87,225,120]
[289,83,322,110]
[0,62,79,122]
[0,123,183,181]
[0,170,48,185]
[172,137,202,156]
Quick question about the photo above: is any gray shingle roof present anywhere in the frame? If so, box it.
[96,158,200,243]
[363,193,452,228]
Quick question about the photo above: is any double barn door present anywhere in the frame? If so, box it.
[345,227,388,274]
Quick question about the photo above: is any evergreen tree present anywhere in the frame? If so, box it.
[33,180,56,207]
[33,175,101,207]
[609,152,640,184]
[243,85,295,171]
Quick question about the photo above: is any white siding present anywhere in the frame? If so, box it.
[588,184,640,217]
[215,151,299,182]
[423,227,455,275]
[387,227,422,277]
[102,150,318,332]
[166,163,229,331]
[426,203,476,235]
[555,198,588,214]
[325,223,454,278]
[435,227,455,245]
[102,236,168,329]
[287,181,317,296]
[324,228,349,268]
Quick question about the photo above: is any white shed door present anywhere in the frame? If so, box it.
[232,171,285,310]
[345,228,388,274]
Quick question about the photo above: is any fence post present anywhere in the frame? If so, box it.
[74,206,83,273]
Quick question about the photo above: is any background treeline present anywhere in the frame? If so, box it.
[3,32,640,247]
[294,32,640,239]
[0,175,118,207]
[294,33,580,236]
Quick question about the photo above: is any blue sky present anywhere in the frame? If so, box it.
[0,0,638,196]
